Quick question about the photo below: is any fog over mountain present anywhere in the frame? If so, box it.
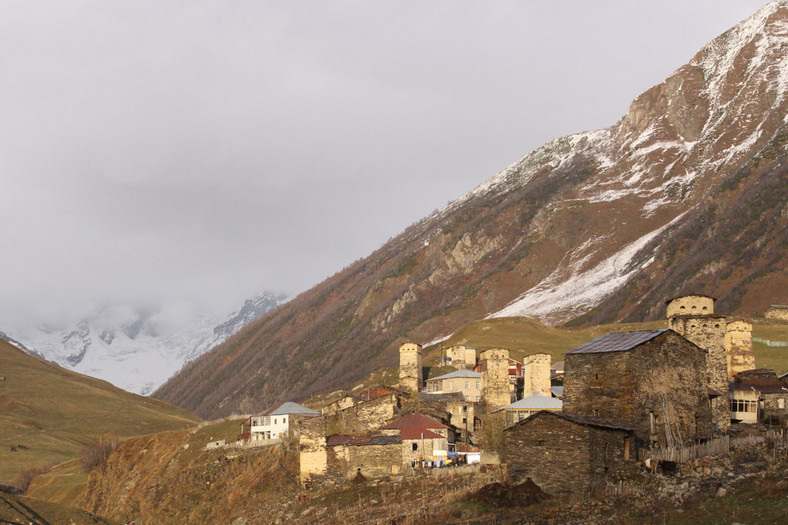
[0,1,765,328]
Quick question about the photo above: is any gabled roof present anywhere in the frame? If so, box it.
[327,434,401,447]
[426,370,481,382]
[262,401,320,417]
[664,293,716,304]
[498,395,562,411]
[565,330,667,355]
[380,413,447,430]
[505,410,633,433]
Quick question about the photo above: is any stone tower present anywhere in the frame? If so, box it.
[666,295,730,433]
[725,320,755,380]
[522,353,551,397]
[480,348,511,410]
[398,342,423,393]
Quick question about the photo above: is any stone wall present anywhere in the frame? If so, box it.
[327,441,403,480]
[522,353,551,397]
[399,343,423,393]
[299,416,327,482]
[563,331,713,448]
[481,348,511,410]
[666,295,715,317]
[725,320,756,380]
[401,436,448,466]
[504,413,633,495]
[761,393,788,424]
[668,315,730,433]
[765,306,788,321]
[325,393,399,436]
[443,345,476,369]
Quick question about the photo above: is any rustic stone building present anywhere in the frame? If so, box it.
[666,295,730,433]
[380,414,454,466]
[504,411,634,495]
[724,320,756,380]
[730,369,788,425]
[299,416,328,483]
[563,329,714,448]
[765,305,788,321]
[481,348,512,410]
[425,369,482,401]
[522,353,551,397]
[326,434,403,479]
[399,342,423,393]
[441,345,476,369]
[325,392,402,436]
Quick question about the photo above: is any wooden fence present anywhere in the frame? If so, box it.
[638,435,730,463]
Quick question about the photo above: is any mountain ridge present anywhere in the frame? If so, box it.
[155,1,788,419]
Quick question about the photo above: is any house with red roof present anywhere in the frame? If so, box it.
[379,414,455,466]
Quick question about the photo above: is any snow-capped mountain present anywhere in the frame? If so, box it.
[1,293,285,395]
[156,2,788,419]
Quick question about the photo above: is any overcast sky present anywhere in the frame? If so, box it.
[0,1,767,325]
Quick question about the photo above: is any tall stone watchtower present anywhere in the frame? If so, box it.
[666,294,730,432]
[398,342,423,393]
[480,348,512,410]
[522,353,551,397]
[725,320,755,380]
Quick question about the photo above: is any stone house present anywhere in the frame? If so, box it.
[418,392,476,439]
[380,414,454,466]
[326,434,403,479]
[504,411,635,496]
[563,329,714,449]
[325,391,402,436]
[440,345,477,369]
[765,305,788,321]
[730,369,788,425]
[323,386,406,416]
[425,369,482,401]
[496,395,563,426]
[250,401,320,442]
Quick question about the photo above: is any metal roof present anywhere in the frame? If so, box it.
[263,401,320,417]
[499,395,562,411]
[551,386,564,398]
[426,369,481,382]
[504,410,634,432]
[565,329,667,355]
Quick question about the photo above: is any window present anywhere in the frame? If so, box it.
[779,399,785,409]
[592,409,600,417]
[462,417,467,424]
[274,418,277,425]
[476,381,481,390]
[465,381,470,390]
[412,443,418,451]
[463,405,468,413]
[730,399,757,413]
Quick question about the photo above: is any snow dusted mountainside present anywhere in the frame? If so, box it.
[2,293,285,395]
[159,2,788,418]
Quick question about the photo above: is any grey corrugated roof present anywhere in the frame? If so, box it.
[264,401,320,417]
[499,396,562,411]
[565,330,667,355]
[551,386,564,398]
[427,369,481,382]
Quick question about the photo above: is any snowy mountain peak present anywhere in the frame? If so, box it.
[1,292,286,395]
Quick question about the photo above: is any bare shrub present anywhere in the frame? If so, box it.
[14,464,52,493]
[81,433,120,471]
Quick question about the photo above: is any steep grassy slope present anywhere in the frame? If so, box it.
[0,492,116,524]
[0,339,200,485]
[156,2,788,418]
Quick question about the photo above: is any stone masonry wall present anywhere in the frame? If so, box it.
[299,416,328,482]
[522,353,551,397]
[399,343,423,393]
[326,394,399,436]
[669,315,730,433]
[481,348,511,410]
[328,442,403,480]
[725,320,756,380]
[666,295,715,318]
[564,331,713,448]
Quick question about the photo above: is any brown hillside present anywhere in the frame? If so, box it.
[155,3,788,418]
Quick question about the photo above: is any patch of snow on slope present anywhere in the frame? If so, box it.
[490,213,686,325]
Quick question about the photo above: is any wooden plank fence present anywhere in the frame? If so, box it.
[639,435,730,463]
[641,430,787,464]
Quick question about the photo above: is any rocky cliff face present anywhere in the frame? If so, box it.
[155,2,788,418]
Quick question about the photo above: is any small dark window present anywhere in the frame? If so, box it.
[412,443,418,451]
[595,373,599,380]
[592,409,600,417]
